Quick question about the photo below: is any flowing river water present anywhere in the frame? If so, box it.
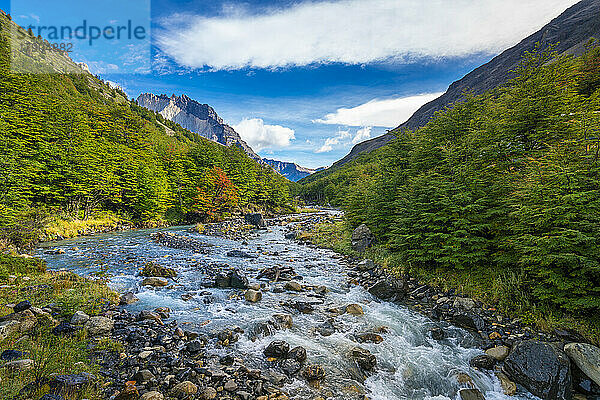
[37,213,535,400]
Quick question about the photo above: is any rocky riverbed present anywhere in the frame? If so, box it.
[5,211,597,400]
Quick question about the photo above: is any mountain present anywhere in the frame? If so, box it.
[313,0,600,178]
[137,93,260,160]
[262,159,324,182]
[137,92,322,181]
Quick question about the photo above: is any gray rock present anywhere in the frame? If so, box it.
[140,392,164,400]
[486,345,510,361]
[503,340,572,400]
[13,301,31,313]
[368,277,407,301]
[264,340,289,358]
[134,369,155,383]
[3,359,34,371]
[470,354,496,370]
[453,297,475,311]
[119,292,139,305]
[564,342,600,387]
[70,311,90,325]
[223,379,237,392]
[356,259,376,271]
[351,224,374,252]
[84,316,114,336]
[199,387,217,399]
[230,269,249,289]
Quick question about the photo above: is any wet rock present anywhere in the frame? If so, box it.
[227,250,257,259]
[458,388,486,400]
[13,300,31,313]
[303,364,326,382]
[245,213,266,228]
[231,269,249,288]
[257,265,296,281]
[485,345,510,361]
[140,392,164,400]
[171,381,198,397]
[245,289,262,302]
[39,395,64,400]
[214,272,232,288]
[141,277,169,287]
[351,224,374,252]
[154,306,170,318]
[217,328,239,345]
[3,359,34,371]
[317,319,337,336]
[351,347,377,371]
[564,343,600,386]
[272,314,293,330]
[284,281,303,291]
[356,332,384,344]
[70,311,90,325]
[186,340,205,353]
[52,321,81,336]
[345,304,364,316]
[368,277,407,301]
[470,354,496,370]
[138,310,163,325]
[429,327,446,341]
[264,340,289,358]
[1,349,27,361]
[450,313,485,332]
[119,292,139,305]
[284,231,299,240]
[293,301,314,314]
[84,316,114,336]
[503,340,571,400]
[289,346,307,363]
[141,262,177,278]
[496,372,517,396]
[281,359,303,376]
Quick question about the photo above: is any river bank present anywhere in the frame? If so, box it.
[2,212,599,400]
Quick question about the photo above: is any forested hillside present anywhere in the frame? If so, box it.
[299,44,600,327]
[0,12,291,250]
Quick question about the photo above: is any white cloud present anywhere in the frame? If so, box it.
[353,127,372,144]
[316,127,369,153]
[315,93,444,127]
[233,118,295,152]
[156,0,578,70]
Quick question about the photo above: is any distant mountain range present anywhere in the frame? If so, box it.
[137,93,320,181]
[316,0,600,176]
[263,158,324,181]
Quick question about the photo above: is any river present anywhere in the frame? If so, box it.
[38,213,534,400]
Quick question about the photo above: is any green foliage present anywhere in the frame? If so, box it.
[0,13,291,249]
[300,45,600,318]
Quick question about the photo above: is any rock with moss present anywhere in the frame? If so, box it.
[140,262,177,278]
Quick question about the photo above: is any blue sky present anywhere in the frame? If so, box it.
[1,0,580,168]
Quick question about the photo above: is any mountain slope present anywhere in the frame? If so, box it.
[310,0,600,180]
[262,158,323,182]
[0,11,292,249]
[137,93,260,159]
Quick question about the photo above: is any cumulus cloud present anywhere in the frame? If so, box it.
[352,127,372,144]
[156,0,578,70]
[315,93,444,127]
[316,127,373,153]
[233,118,295,152]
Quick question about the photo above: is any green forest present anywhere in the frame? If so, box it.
[299,43,600,332]
[0,13,292,251]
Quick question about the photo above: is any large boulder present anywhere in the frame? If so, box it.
[351,224,374,252]
[245,213,266,228]
[368,277,407,301]
[503,340,572,400]
[351,347,377,371]
[564,342,600,387]
[141,277,169,287]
